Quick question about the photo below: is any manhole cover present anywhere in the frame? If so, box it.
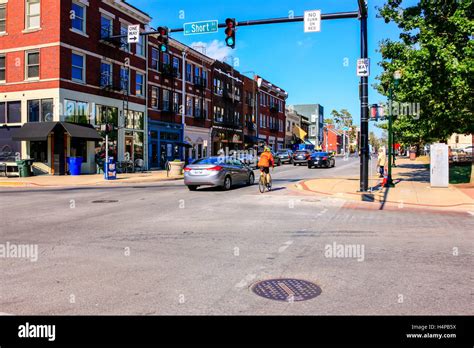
[251,278,322,302]
[91,200,119,203]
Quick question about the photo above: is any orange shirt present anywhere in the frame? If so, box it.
[258,152,274,167]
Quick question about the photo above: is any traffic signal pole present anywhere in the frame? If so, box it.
[110,3,370,190]
[358,0,369,192]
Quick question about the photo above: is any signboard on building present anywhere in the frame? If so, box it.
[304,10,321,32]
[127,24,140,44]
[357,58,370,77]
[183,20,218,36]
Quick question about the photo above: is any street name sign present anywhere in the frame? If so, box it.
[357,58,370,77]
[127,24,140,44]
[304,10,321,32]
[183,20,219,36]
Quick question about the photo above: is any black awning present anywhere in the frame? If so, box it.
[175,141,193,148]
[12,122,57,141]
[12,122,102,141]
[61,122,102,140]
[244,135,259,143]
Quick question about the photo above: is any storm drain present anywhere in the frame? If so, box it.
[251,278,322,302]
[91,200,119,203]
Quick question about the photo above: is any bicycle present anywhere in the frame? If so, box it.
[258,168,272,193]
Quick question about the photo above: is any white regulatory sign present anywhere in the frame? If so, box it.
[357,58,370,77]
[304,10,321,33]
[127,24,140,44]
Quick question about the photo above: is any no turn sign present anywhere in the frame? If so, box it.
[304,10,321,33]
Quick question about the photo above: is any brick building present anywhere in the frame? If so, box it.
[211,60,243,155]
[242,75,257,150]
[0,0,151,174]
[146,36,213,168]
[255,75,287,151]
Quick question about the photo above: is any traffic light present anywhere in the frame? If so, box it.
[158,26,169,52]
[225,18,236,49]
[370,104,379,121]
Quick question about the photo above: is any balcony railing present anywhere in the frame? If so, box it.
[160,63,179,78]
[193,76,207,88]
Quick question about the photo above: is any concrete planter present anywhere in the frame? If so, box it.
[169,161,185,176]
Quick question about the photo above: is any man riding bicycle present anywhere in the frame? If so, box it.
[258,147,274,187]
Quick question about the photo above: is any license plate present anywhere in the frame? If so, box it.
[191,169,205,175]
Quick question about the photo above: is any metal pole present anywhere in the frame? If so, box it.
[181,49,187,161]
[343,130,346,155]
[386,87,394,187]
[105,133,108,178]
[359,4,369,192]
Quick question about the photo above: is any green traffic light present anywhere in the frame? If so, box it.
[160,44,167,52]
[226,37,234,46]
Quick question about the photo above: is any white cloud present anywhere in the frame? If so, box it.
[190,39,234,61]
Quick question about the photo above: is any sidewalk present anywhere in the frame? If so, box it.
[293,157,474,212]
[0,170,183,188]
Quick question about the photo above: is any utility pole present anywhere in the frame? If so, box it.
[181,48,187,161]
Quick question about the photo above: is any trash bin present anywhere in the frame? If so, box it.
[16,159,34,177]
[68,157,83,176]
[409,151,416,161]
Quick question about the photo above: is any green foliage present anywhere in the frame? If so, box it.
[376,0,474,144]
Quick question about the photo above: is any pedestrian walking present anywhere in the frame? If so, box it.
[377,147,387,178]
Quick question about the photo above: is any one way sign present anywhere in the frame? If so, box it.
[127,24,140,44]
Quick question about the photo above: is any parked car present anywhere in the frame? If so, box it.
[292,150,311,165]
[308,151,335,168]
[276,149,293,164]
[449,149,472,165]
[184,156,255,191]
[463,145,473,155]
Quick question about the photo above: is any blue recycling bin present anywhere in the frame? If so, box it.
[104,157,116,180]
[68,157,83,176]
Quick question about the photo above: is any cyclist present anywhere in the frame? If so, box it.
[258,146,274,187]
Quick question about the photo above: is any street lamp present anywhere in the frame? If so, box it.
[385,69,402,188]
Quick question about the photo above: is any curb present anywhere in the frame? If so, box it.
[296,179,474,211]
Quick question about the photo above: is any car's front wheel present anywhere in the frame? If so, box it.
[222,176,232,191]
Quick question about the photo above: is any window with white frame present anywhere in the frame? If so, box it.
[26,50,40,80]
[71,52,84,82]
[71,1,86,33]
[151,86,158,109]
[151,48,159,70]
[100,61,112,87]
[173,57,179,75]
[186,63,192,82]
[0,4,6,33]
[0,55,5,82]
[100,14,113,39]
[120,67,129,92]
[186,96,192,115]
[194,98,200,117]
[162,89,170,111]
[120,25,129,52]
[136,33,145,56]
[25,0,40,30]
[135,72,144,96]
[173,92,180,113]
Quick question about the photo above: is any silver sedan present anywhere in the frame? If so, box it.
[184,156,255,191]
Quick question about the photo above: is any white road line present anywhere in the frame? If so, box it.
[278,240,294,253]
[468,211,474,217]
[0,312,14,315]
[235,274,256,288]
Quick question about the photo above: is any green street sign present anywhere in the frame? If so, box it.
[184,20,219,36]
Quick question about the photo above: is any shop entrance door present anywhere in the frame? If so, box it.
[160,142,174,168]
[150,141,159,168]
[52,131,66,175]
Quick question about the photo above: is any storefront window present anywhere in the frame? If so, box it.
[29,141,47,163]
[125,110,144,130]
[95,105,118,161]
[63,99,89,124]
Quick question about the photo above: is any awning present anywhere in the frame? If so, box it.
[175,141,193,148]
[12,122,102,141]
[244,135,259,143]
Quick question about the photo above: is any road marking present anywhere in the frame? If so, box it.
[0,312,14,315]
[468,211,474,217]
[235,274,256,288]
[278,240,294,253]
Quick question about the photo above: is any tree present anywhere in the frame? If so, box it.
[376,0,473,143]
[330,109,353,129]
[324,118,334,125]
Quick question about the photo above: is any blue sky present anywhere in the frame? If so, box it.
[129,0,416,134]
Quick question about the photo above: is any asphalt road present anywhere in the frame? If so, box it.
[0,157,472,315]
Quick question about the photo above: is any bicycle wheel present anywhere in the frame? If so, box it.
[258,174,266,193]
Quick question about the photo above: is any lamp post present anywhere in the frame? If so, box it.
[385,70,401,188]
